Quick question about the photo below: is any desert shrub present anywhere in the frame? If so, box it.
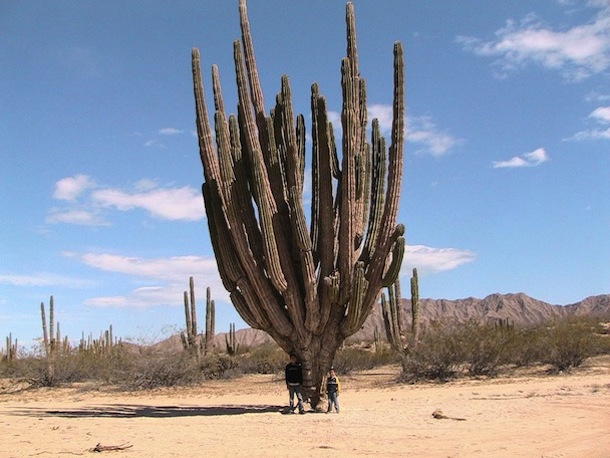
[457,320,512,377]
[332,345,397,374]
[120,350,206,390]
[237,343,287,374]
[400,321,463,382]
[538,318,597,373]
[501,326,545,367]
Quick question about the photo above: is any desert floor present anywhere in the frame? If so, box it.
[1,357,608,458]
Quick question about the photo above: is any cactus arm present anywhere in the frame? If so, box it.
[40,301,49,356]
[233,40,287,295]
[360,119,386,265]
[190,277,197,340]
[381,236,406,287]
[238,0,264,119]
[411,268,420,343]
[49,295,55,354]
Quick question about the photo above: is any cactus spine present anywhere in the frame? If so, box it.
[192,0,405,406]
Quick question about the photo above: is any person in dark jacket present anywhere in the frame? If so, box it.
[326,368,340,413]
[285,354,305,414]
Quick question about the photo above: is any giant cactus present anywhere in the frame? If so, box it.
[192,0,405,406]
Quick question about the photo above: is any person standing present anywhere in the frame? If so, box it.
[326,368,340,413]
[285,354,305,414]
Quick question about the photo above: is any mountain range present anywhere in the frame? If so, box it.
[212,293,610,348]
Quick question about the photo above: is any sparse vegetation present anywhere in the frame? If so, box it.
[1,314,608,393]
[399,315,610,382]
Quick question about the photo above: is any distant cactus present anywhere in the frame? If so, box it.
[373,326,382,353]
[181,277,216,356]
[225,322,240,355]
[40,296,58,382]
[205,286,215,353]
[3,333,17,361]
[40,296,61,358]
[79,325,119,355]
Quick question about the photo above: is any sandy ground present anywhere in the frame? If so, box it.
[1,357,608,458]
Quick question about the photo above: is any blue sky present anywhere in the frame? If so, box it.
[1,0,609,349]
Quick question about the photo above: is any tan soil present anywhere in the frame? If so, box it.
[1,357,608,457]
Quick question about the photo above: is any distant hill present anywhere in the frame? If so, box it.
[154,293,610,351]
[348,293,610,343]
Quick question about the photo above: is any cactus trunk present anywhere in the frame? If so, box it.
[192,0,405,407]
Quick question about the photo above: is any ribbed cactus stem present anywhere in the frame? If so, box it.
[205,287,215,352]
[49,295,55,355]
[410,268,420,344]
[41,301,49,357]
[225,322,240,355]
[56,322,61,353]
[183,290,193,349]
[190,276,198,340]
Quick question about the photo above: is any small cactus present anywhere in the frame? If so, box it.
[373,326,382,353]
[181,277,216,356]
[225,322,240,355]
[3,333,18,361]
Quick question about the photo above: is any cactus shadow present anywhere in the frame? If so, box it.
[13,403,284,418]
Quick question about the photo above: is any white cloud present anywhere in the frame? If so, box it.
[48,176,205,225]
[457,3,610,81]
[585,91,610,102]
[92,186,204,221]
[402,245,476,275]
[53,174,96,201]
[159,127,183,135]
[493,147,550,168]
[328,106,461,157]
[72,252,229,307]
[368,104,394,131]
[327,111,341,129]
[566,105,610,140]
[46,208,109,226]
[590,106,610,122]
[0,272,93,288]
[407,115,462,157]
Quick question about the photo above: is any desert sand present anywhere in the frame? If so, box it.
[1,357,608,458]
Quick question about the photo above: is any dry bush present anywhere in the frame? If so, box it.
[236,343,286,374]
[3,315,608,392]
[457,320,513,377]
[333,345,397,374]
[400,321,463,383]
[398,315,609,382]
[538,318,597,373]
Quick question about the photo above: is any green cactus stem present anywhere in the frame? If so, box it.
[225,322,240,356]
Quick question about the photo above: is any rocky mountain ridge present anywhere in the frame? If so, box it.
[152,293,609,351]
[221,293,610,348]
